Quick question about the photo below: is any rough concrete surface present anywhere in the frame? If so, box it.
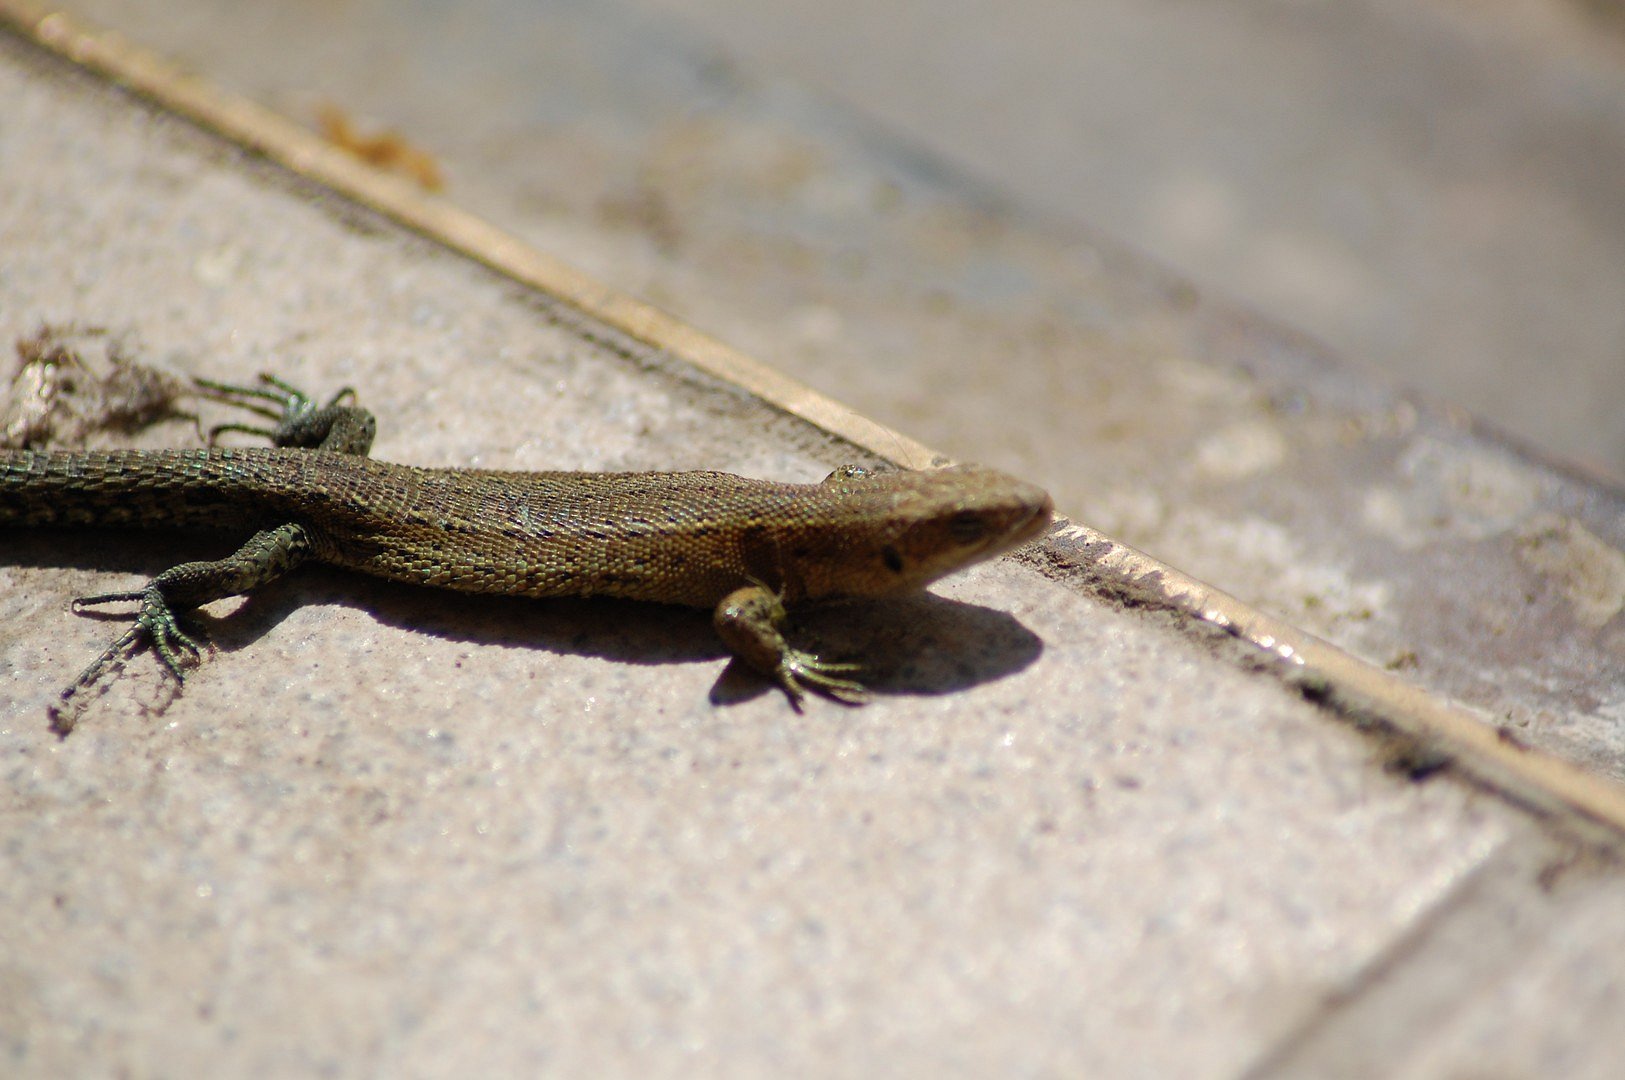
[51,0,1624,784]
[44,0,1618,782]
[630,0,1625,479]
[2,11,1624,1080]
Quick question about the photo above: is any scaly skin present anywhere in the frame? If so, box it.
[1,379,1054,730]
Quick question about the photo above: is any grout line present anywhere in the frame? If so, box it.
[1030,522,1625,845]
[1237,839,1569,1079]
[5,0,1625,845]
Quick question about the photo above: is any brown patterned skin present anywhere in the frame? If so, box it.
[2,383,1053,729]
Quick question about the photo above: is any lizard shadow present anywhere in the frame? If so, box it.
[315,571,1044,704]
[706,591,1044,706]
[11,530,1044,704]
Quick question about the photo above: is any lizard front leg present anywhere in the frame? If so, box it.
[710,460,879,707]
[50,522,314,735]
[712,584,869,709]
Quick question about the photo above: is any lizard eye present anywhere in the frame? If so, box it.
[822,464,871,484]
[948,510,988,545]
[882,545,905,573]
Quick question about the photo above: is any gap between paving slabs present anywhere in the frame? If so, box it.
[6,0,1625,850]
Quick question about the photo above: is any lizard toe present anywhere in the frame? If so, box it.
[780,651,871,706]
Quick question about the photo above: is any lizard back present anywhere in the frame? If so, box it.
[2,448,1052,609]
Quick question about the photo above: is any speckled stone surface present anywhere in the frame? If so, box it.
[51,0,1625,784]
[0,21,1620,1079]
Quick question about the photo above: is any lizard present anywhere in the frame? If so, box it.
[1,376,1053,732]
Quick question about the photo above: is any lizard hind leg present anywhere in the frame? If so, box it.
[48,523,315,736]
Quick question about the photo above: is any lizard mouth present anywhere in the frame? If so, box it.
[1004,495,1055,550]
[973,489,1055,560]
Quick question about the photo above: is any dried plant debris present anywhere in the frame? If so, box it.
[316,103,446,192]
[2,324,192,449]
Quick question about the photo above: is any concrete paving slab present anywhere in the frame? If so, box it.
[43,0,1624,784]
[2,10,1624,1079]
[1245,840,1625,1080]
[630,0,1625,479]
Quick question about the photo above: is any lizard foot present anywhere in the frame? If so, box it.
[196,374,372,454]
[50,585,210,735]
[774,651,870,712]
[714,584,872,709]
[72,584,208,678]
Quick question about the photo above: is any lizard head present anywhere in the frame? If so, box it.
[802,463,1054,600]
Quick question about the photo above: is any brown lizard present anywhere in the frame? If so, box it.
[1,377,1053,731]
